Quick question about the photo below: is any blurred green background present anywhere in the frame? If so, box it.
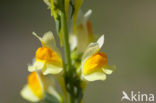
[1,0,156,103]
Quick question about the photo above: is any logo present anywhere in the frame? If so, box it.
[121,91,155,102]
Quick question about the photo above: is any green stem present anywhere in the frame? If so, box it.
[69,94,75,103]
[60,0,72,72]
[59,1,75,103]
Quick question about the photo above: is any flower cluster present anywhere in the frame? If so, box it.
[21,0,116,103]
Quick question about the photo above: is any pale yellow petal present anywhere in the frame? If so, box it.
[42,64,63,75]
[34,61,45,69]
[102,69,113,75]
[82,43,99,60]
[83,72,106,81]
[21,85,40,102]
[82,35,105,60]
[32,31,58,51]
[102,65,116,75]
[28,65,36,72]
[42,31,55,45]
[76,24,89,53]
[69,35,77,51]
[28,60,45,72]
[32,32,42,41]
[84,9,92,20]
[97,35,104,49]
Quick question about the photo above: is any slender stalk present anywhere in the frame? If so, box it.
[69,94,75,103]
[60,0,72,72]
[59,0,76,103]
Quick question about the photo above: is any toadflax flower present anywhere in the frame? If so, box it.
[70,10,94,54]
[81,35,116,81]
[28,31,63,75]
[21,71,61,102]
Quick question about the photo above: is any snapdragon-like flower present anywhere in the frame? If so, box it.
[21,72,61,102]
[70,10,94,54]
[81,35,116,81]
[28,31,63,75]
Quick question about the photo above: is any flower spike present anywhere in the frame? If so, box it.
[21,0,116,102]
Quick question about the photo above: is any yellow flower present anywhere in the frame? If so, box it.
[83,52,107,75]
[36,47,62,67]
[81,35,116,81]
[70,10,94,54]
[21,72,61,102]
[28,31,63,75]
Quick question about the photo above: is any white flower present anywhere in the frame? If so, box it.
[28,31,63,75]
[81,35,116,81]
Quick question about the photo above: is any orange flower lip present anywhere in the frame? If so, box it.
[28,72,43,99]
[36,47,62,66]
[36,47,53,61]
[83,52,107,75]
